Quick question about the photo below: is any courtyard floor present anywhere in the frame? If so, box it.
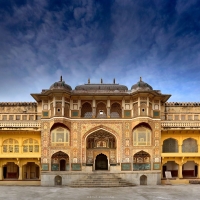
[0,184,199,200]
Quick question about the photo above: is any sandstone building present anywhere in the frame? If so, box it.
[0,77,200,186]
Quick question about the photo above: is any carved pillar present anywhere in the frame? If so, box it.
[178,164,183,178]
[179,145,182,153]
[92,99,96,118]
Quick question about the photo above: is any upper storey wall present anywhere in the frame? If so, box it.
[161,102,200,121]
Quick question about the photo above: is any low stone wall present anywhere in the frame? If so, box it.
[41,171,161,186]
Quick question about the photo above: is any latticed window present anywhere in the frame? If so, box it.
[133,126,151,146]
[3,139,19,153]
[182,138,198,152]
[96,102,107,118]
[162,138,178,153]
[51,128,69,144]
[81,102,92,118]
[23,138,39,153]
[110,103,121,118]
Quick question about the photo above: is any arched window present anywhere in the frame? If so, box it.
[81,102,92,118]
[110,103,121,118]
[133,126,151,146]
[51,127,69,144]
[163,138,178,153]
[23,138,39,153]
[3,139,19,153]
[182,138,198,152]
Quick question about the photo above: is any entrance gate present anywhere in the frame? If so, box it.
[95,154,108,170]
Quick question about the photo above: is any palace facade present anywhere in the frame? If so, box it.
[0,77,200,186]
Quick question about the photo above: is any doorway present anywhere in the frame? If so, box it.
[140,175,147,185]
[95,154,108,170]
[60,160,66,171]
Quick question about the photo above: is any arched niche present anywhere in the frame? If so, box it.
[51,151,70,171]
[133,151,151,171]
[140,175,147,185]
[55,175,62,186]
[110,102,122,118]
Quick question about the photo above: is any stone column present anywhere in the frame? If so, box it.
[178,164,183,178]
[179,145,182,153]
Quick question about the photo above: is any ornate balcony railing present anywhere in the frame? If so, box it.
[161,121,200,129]
[0,120,41,128]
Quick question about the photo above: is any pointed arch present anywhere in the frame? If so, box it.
[163,138,178,153]
[81,102,92,118]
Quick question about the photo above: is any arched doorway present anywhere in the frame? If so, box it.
[140,175,147,185]
[95,154,108,170]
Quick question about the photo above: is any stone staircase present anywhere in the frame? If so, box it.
[69,173,136,187]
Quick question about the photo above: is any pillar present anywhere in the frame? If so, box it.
[197,164,200,178]
[18,166,22,180]
[62,96,64,116]
[178,164,183,178]
[179,145,182,153]
[0,166,2,180]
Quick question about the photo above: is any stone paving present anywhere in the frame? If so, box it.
[0,185,199,200]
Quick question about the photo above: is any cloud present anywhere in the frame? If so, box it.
[0,0,200,101]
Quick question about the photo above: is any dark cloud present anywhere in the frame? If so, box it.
[0,0,200,101]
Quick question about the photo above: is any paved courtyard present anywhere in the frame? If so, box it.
[0,185,199,200]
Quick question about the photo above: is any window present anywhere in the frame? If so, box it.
[188,115,193,120]
[181,115,185,120]
[9,115,14,120]
[51,128,69,144]
[23,138,39,153]
[16,115,20,120]
[133,126,151,146]
[168,115,172,120]
[22,115,27,120]
[3,139,19,153]
[194,115,199,120]
[174,115,179,120]
[29,115,34,120]
[2,115,7,120]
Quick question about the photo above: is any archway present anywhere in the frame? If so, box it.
[95,154,108,170]
[55,175,62,186]
[3,162,19,179]
[23,162,40,179]
[140,175,147,185]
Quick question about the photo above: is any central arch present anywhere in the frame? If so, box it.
[95,154,108,170]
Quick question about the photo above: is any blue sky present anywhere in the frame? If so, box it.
[0,0,200,102]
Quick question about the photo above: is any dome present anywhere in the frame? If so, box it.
[50,76,72,91]
[131,77,153,91]
[75,79,128,91]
